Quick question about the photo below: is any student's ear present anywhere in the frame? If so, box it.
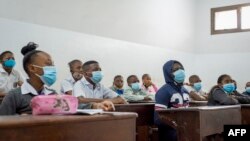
[28,64,38,74]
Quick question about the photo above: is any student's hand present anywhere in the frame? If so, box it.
[17,81,23,87]
[143,96,152,101]
[110,97,128,104]
[92,101,115,111]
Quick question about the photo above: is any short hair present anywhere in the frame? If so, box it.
[127,75,137,83]
[114,75,123,81]
[142,74,150,79]
[82,60,98,71]
[68,59,82,69]
[0,51,13,62]
[189,75,199,83]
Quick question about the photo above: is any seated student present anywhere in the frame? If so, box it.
[154,60,190,141]
[61,59,83,95]
[123,75,154,102]
[207,74,239,106]
[232,80,241,95]
[0,50,23,95]
[242,82,250,96]
[110,75,124,95]
[185,75,208,101]
[141,74,158,95]
[0,43,114,115]
[73,60,127,104]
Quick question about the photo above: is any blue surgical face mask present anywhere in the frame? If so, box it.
[3,59,16,68]
[90,71,103,84]
[223,83,235,94]
[193,82,202,92]
[33,65,57,87]
[131,82,140,91]
[173,69,185,83]
[246,87,250,94]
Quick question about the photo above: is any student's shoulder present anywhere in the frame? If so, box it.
[212,87,225,95]
[156,84,172,95]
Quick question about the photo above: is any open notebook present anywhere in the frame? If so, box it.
[76,109,104,115]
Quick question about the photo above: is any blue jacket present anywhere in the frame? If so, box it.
[155,60,190,125]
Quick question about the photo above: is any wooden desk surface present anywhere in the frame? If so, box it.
[189,101,208,107]
[0,112,137,141]
[241,104,250,124]
[157,105,241,141]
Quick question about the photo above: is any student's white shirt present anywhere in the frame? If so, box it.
[0,66,23,94]
[185,86,206,95]
[21,79,54,95]
[60,75,76,93]
[73,78,118,99]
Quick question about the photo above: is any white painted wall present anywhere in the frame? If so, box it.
[0,0,196,52]
[194,0,250,92]
[0,18,195,92]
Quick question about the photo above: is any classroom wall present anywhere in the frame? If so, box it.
[194,0,250,92]
[0,18,195,91]
[0,0,196,53]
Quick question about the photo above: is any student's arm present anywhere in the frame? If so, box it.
[77,96,104,103]
[189,91,207,101]
[102,87,128,104]
[122,88,146,102]
[16,71,24,87]
[212,89,239,105]
[0,91,22,115]
[61,80,73,95]
[234,95,250,104]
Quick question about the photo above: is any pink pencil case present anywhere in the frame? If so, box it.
[31,94,78,115]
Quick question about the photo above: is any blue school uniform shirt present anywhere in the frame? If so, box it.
[154,60,190,125]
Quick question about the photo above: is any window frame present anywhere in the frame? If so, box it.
[211,3,250,35]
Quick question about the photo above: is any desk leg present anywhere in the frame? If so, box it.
[137,126,150,141]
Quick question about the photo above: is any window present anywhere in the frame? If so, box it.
[211,3,250,35]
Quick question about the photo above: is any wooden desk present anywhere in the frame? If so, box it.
[0,112,137,141]
[115,103,155,141]
[157,105,241,141]
[189,101,207,107]
[241,104,250,124]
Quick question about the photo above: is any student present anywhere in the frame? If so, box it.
[232,80,241,95]
[141,74,158,95]
[207,74,239,106]
[73,60,127,104]
[185,75,208,101]
[242,82,250,96]
[0,44,114,115]
[123,75,154,102]
[154,60,190,141]
[61,59,83,95]
[110,75,124,95]
[0,50,23,94]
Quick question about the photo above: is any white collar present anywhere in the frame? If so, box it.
[0,66,15,74]
[21,80,54,95]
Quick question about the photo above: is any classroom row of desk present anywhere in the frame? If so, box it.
[0,97,250,141]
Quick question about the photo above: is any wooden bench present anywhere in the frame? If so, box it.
[115,103,155,141]
[156,105,241,141]
[0,112,137,141]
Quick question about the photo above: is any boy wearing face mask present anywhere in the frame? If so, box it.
[61,60,83,95]
[73,60,127,104]
[0,51,23,95]
[123,75,154,102]
[110,75,124,95]
[242,82,250,96]
[185,75,207,101]
[154,60,190,141]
